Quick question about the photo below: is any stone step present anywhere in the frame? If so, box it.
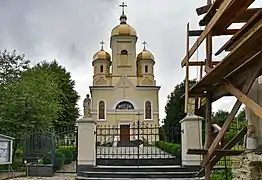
[76,176,202,180]
[92,165,201,173]
[78,171,198,179]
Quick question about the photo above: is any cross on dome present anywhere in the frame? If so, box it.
[100,40,105,50]
[119,2,127,15]
[142,41,147,50]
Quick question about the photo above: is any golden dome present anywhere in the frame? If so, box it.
[111,14,137,37]
[93,49,111,61]
[137,49,155,61]
[111,24,137,36]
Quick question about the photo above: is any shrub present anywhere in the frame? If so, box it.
[58,148,73,164]
[54,151,65,170]
[211,168,232,180]
[156,141,181,156]
[42,152,52,164]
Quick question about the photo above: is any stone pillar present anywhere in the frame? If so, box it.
[77,117,96,174]
[180,114,203,166]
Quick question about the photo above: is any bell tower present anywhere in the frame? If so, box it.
[110,2,137,76]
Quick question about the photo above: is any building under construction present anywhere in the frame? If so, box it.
[181,0,262,179]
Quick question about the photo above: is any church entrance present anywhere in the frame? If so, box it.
[120,125,130,142]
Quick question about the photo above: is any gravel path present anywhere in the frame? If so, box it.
[9,173,76,180]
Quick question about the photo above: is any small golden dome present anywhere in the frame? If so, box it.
[93,49,111,61]
[137,49,155,61]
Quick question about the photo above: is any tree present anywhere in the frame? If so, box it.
[33,60,80,130]
[0,49,30,84]
[0,68,62,155]
[213,110,229,127]
[163,79,197,143]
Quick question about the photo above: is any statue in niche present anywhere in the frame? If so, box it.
[83,94,91,118]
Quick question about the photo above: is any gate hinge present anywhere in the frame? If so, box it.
[94,131,97,135]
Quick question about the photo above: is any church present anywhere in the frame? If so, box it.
[89,3,160,143]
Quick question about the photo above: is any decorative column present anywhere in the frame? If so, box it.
[180,98,203,166]
[77,94,96,174]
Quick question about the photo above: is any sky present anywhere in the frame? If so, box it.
[0,0,260,120]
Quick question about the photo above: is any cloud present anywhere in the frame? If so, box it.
[0,0,250,120]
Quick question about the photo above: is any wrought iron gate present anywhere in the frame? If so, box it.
[96,121,181,166]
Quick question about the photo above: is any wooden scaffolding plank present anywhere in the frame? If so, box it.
[201,64,261,168]
[189,29,239,37]
[188,149,244,156]
[189,19,262,95]
[215,9,262,55]
[196,126,247,176]
[181,0,236,67]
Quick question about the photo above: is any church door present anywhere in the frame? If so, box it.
[120,125,130,142]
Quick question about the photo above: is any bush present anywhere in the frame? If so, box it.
[54,151,65,170]
[156,141,181,156]
[42,152,52,164]
[211,168,232,180]
[58,148,73,164]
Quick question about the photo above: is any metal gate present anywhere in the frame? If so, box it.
[23,127,78,173]
[55,127,78,173]
[96,121,181,166]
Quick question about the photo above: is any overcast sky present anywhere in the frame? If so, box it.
[1,0,260,120]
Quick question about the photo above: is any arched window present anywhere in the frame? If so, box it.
[145,65,148,73]
[100,65,103,73]
[116,101,134,110]
[145,101,152,119]
[121,50,128,55]
[98,101,105,119]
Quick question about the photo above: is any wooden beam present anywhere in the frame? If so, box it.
[214,0,256,33]
[189,19,262,95]
[196,4,212,16]
[188,149,244,156]
[235,8,262,23]
[201,64,261,168]
[189,29,239,36]
[200,8,260,26]
[211,126,247,166]
[199,0,223,26]
[185,23,190,113]
[215,9,262,56]
[188,61,220,66]
[223,81,262,119]
[181,0,236,67]
[196,126,247,177]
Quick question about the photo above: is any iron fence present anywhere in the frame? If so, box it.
[96,121,181,166]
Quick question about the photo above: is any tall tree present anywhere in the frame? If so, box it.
[0,68,62,154]
[33,60,80,130]
[0,49,30,84]
[163,79,197,143]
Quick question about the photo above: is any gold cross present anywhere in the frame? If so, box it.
[142,41,147,50]
[119,2,127,15]
[100,41,105,50]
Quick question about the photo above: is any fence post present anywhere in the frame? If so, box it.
[77,117,96,175]
[180,114,203,166]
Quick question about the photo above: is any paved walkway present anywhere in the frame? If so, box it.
[9,173,76,180]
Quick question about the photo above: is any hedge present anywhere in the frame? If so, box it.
[155,141,181,156]
[41,146,76,171]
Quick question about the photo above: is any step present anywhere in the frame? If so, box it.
[79,171,198,179]
[76,177,202,180]
[90,166,201,173]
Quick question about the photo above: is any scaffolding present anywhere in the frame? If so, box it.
[181,0,262,179]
